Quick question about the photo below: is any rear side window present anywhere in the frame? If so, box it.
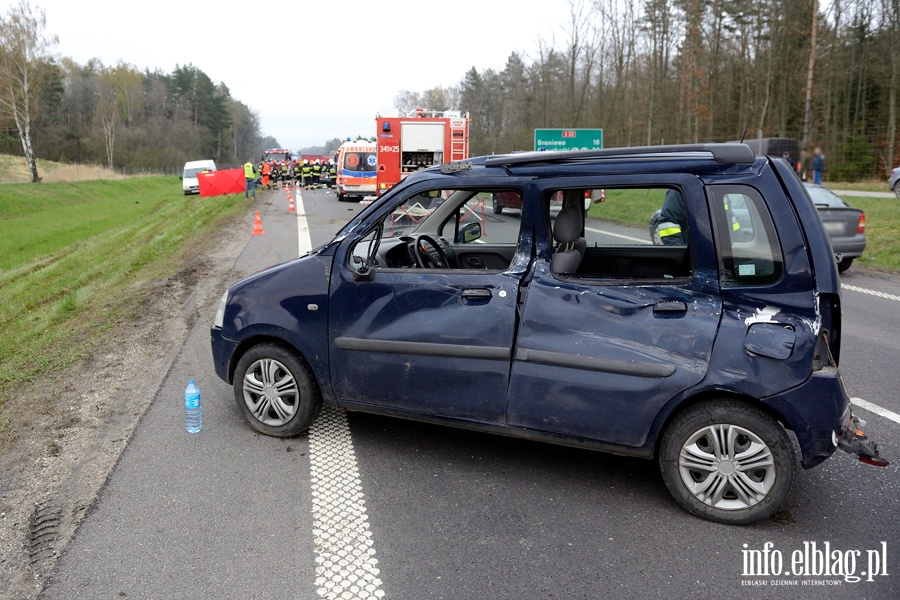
[708,185,783,287]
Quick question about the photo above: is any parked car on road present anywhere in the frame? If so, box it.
[889,165,900,198]
[803,183,866,272]
[211,143,886,525]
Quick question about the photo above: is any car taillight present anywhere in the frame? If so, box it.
[857,213,866,234]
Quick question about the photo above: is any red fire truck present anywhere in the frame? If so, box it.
[375,109,470,195]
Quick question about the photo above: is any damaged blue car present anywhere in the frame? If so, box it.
[211,143,886,525]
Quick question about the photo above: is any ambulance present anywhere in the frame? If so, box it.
[375,109,470,195]
[335,140,377,202]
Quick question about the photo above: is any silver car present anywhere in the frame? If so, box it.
[804,183,866,272]
[889,165,900,198]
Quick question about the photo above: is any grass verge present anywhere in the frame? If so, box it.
[0,178,247,406]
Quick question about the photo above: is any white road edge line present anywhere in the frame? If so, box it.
[296,192,386,600]
[851,397,900,425]
[584,226,651,245]
[841,284,900,303]
[296,191,313,256]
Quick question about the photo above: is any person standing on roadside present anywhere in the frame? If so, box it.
[261,160,271,189]
[812,147,826,185]
[244,160,258,200]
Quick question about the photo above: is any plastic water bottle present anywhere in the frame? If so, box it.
[185,379,202,433]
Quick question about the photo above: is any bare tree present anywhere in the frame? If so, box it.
[0,0,57,182]
[96,68,117,170]
[800,0,818,157]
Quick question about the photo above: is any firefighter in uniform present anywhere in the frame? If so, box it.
[312,160,322,187]
[300,160,312,188]
[292,160,301,186]
[328,161,337,188]
[656,189,740,246]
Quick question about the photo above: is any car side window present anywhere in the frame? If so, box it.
[547,186,691,281]
[708,185,783,287]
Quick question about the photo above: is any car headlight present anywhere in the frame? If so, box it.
[213,290,229,328]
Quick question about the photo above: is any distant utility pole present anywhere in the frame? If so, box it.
[800,0,818,160]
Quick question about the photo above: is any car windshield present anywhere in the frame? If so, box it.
[183,167,209,178]
[804,185,848,208]
[383,190,455,238]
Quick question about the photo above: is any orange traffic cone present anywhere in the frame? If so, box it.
[288,196,296,213]
[251,210,265,235]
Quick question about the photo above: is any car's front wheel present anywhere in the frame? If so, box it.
[894,183,900,199]
[659,401,796,525]
[492,197,503,214]
[232,343,321,437]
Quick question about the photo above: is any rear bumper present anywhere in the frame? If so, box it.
[760,367,848,469]
[210,326,238,384]
[830,236,866,258]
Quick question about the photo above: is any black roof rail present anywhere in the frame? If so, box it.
[483,143,755,167]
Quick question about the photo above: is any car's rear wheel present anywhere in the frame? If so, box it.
[659,401,796,525]
[894,183,900,199]
[232,343,321,437]
[837,257,854,273]
[493,197,503,214]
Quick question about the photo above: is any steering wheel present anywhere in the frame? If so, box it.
[412,235,450,269]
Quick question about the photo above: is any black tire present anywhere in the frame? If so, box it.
[492,198,503,214]
[658,401,796,525]
[837,257,854,273]
[337,192,345,202]
[232,343,321,437]
[894,183,900,199]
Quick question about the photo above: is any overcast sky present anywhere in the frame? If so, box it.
[10,0,573,150]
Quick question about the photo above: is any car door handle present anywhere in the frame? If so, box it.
[654,300,687,313]
[461,288,492,300]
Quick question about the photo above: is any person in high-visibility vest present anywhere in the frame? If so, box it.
[312,160,322,187]
[292,161,302,186]
[656,189,741,246]
[244,161,258,200]
[656,189,687,246]
[261,161,271,189]
[301,160,311,188]
[328,162,337,188]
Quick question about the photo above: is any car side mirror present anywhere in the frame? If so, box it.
[457,222,482,244]
[349,255,374,282]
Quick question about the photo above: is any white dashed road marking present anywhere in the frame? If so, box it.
[294,191,385,599]
[309,407,385,599]
[852,398,900,425]
[842,284,900,303]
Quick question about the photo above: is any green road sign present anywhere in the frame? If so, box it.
[534,129,604,152]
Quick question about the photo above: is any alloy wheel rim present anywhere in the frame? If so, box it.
[677,423,776,510]
[242,358,299,426]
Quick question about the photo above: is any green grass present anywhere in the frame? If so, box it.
[587,188,666,224]
[0,178,247,400]
[826,180,893,193]
[845,197,900,272]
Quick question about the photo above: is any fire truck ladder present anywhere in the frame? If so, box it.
[450,120,468,162]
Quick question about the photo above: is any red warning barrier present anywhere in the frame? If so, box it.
[197,168,246,197]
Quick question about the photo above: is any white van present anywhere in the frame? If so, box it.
[182,160,217,195]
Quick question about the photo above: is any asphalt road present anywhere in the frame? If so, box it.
[44,187,899,599]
